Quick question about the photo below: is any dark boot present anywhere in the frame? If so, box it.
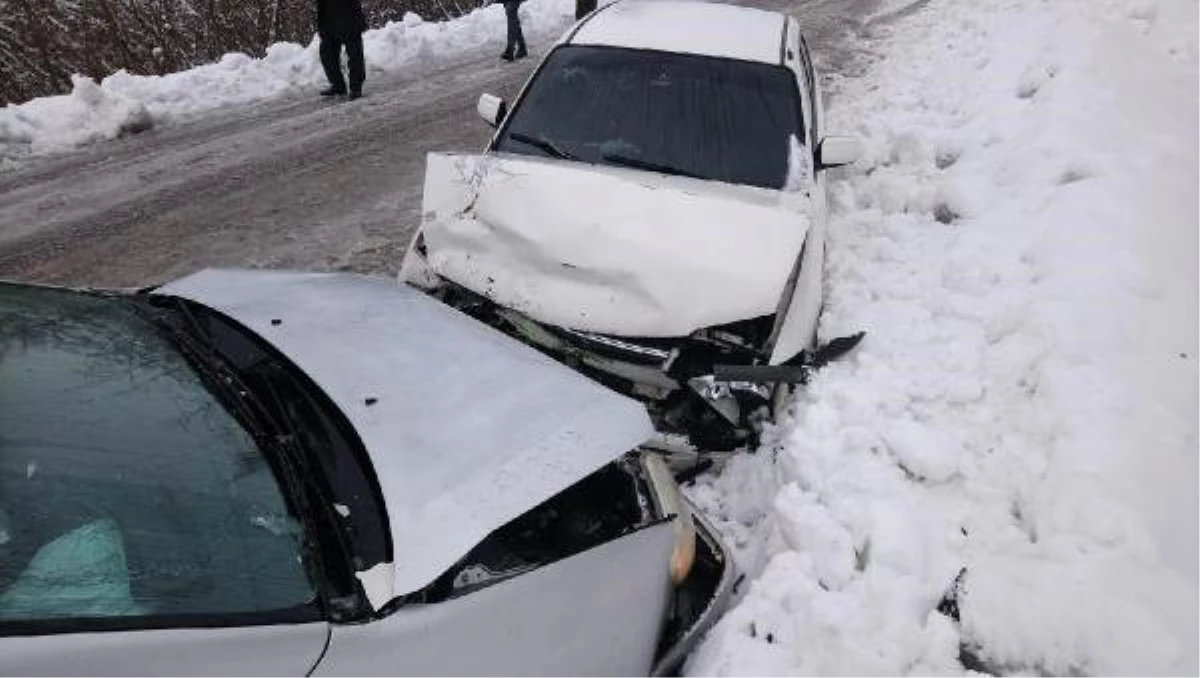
[500,49,515,62]
[515,44,528,59]
[348,88,362,100]
[320,86,346,96]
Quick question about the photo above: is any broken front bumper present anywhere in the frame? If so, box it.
[492,306,793,449]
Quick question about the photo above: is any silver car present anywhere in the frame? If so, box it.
[0,269,733,675]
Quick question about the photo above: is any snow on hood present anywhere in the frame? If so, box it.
[419,153,811,337]
[157,269,653,604]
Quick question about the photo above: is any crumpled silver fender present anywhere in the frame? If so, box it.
[316,522,678,676]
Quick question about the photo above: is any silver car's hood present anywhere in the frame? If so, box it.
[158,269,653,606]
[415,153,811,337]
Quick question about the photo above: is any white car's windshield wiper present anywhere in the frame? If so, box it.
[509,131,578,161]
[601,152,704,180]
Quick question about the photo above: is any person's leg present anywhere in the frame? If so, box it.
[345,34,365,98]
[319,37,347,94]
[513,4,527,58]
[502,1,520,60]
[575,0,596,20]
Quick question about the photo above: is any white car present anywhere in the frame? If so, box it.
[401,0,862,450]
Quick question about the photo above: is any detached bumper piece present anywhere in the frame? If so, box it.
[710,363,806,383]
[684,332,865,444]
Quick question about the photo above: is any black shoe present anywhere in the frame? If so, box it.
[515,46,528,59]
[348,89,362,101]
[500,50,515,62]
[320,86,346,96]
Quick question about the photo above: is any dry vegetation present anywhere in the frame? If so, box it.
[0,0,481,105]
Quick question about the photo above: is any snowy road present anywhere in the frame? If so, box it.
[0,0,883,288]
[0,53,532,287]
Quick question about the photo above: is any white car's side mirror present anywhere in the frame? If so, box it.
[817,136,861,170]
[477,93,507,128]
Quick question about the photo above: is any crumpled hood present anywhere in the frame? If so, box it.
[157,269,654,606]
[418,153,811,337]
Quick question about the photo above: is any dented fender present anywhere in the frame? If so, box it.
[767,170,830,365]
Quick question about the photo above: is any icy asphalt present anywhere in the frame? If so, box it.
[0,0,907,288]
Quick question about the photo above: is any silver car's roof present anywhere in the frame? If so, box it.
[158,269,653,606]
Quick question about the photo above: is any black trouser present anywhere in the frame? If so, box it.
[320,34,365,93]
[503,1,525,55]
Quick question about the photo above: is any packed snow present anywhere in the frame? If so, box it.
[0,0,573,165]
[686,0,1198,675]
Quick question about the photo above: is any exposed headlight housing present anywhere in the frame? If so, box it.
[640,452,696,586]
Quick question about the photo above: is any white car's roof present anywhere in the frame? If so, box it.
[568,0,788,65]
[158,269,653,606]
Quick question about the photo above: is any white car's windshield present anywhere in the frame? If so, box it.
[496,45,804,189]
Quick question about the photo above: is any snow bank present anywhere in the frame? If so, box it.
[0,0,572,162]
[687,0,1197,674]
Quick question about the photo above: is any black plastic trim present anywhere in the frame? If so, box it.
[0,604,321,638]
[131,293,393,625]
[156,296,394,571]
[778,16,788,66]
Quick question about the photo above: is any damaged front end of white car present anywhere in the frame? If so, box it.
[401,153,863,452]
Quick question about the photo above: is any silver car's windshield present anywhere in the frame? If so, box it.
[495,45,805,189]
[0,283,316,628]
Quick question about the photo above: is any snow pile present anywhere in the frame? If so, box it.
[0,75,154,156]
[0,0,572,161]
[687,0,1197,675]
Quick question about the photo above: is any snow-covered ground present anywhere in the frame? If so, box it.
[686,0,1198,674]
[0,0,572,164]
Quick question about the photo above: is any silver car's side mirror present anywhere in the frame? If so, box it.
[477,93,507,128]
[817,136,861,170]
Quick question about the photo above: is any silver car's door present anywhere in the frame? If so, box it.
[0,624,329,676]
[315,521,677,676]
